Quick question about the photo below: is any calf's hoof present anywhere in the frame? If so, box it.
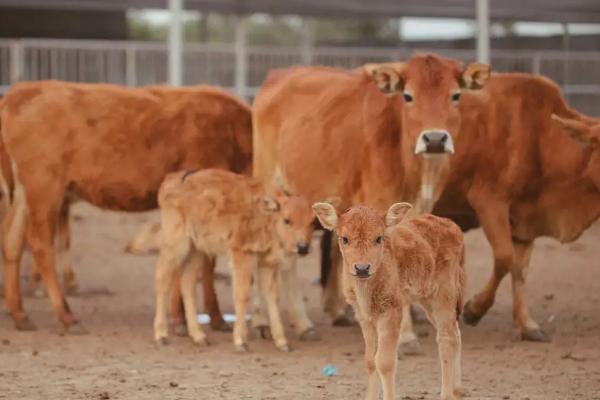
[192,336,209,346]
[398,339,423,356]
[173,323,188,337]
[62,322,89,335]
[462,300,484,326]
[14,317,37,331]
[277,343,291,353]
[157,337,169,346]
[521,327,551,342]
[299,327,320,342]
[211,319,233,332]
[64,282,79,296]
[454,387,467,398]
[254,325,272,340]
[235,343,248,353]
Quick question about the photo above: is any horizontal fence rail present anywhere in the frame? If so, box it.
[0,38,599,114]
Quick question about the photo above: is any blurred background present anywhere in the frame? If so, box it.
[0,0,599,114]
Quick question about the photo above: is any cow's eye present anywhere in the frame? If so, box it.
[283,218,292,225]
[375,236,383,245]
[451,92,461,102]
[341,236,349,245]
[403,92,414,103]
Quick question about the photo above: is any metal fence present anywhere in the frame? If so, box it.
[0,38,599,114]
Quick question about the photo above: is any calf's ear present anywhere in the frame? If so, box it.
[385,202,412,227]
[364,63,405,95]
[312,202,339,231]
[461,63,490,90]
[261,196,280,212]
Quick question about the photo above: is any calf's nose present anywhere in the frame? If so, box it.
[297,242,310,255]
[415,130,454,154]
[353,263,371,277]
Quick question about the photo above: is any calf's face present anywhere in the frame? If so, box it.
[313,202,412,280]
[367,55,490,156]
[263,193,314,255]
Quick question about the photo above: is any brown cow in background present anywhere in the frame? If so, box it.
[252,54,490,352]
[433,74,600,341]
[0,81,252,333]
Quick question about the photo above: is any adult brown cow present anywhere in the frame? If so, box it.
[0,81,252,333]
[252,54,490,350]
[432,74,600,341]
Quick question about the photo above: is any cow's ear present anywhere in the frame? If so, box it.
[312,202,339,231]
[261,196,280,212]
[461,63,490,90]
[365,64,405,95]
[552,114,599,145]
[385,202,412,227]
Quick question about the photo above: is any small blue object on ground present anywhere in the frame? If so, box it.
[321,364,338,377]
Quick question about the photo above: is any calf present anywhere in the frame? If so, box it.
[154,169,314,351]
[313,202,466,400]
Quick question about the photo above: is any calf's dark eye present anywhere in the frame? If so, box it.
[403,93,413,103]
[283,218,292,225]
[341,236,349,245]
[451,92,461,102]
[375,236,383,245]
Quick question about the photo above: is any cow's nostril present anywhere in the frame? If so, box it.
[440,134,448,143]
[297,243,310,255]
[423,134,430,143]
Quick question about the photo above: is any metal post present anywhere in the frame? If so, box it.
[126,45,137,87]
[168,0,184,86]
[476,0,490,64]
[300,18,314,66]
[9,40,24,83]
[234,15,247,97]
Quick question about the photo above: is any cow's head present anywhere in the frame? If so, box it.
[552,114,600,190]
[262,192,314,256]
[313,202,412,280]
[365,54,490,156]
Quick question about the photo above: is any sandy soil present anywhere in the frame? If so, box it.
[1,203,600,400]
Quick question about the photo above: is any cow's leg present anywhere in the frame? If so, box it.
[324,240,354,326]
[2,181,34,330]
[257,264,289,352]
[398,303,423,356]
[511,239,548,342]
[280,255,319,341]
[230,249,255,352]
[375,310,401,400]
[463,192,513,325]
[359,319,379,400]
[202,255,230,332]
[57,199,77,295]
[169,269,187,336]
[27,196,84,333]
[180,250,208,346]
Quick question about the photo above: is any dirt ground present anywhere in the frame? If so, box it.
[1,203,600,400]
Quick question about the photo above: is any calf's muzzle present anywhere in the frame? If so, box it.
[353,263,372,278]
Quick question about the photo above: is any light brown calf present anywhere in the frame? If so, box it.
[154,169,314,351]
[313,202,466,400]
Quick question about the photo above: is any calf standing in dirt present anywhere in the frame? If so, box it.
[313,202,466,400]
[154,169,314,352]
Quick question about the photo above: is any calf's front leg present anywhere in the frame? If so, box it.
[376,310,401,400]
[257,264,290,351]
[230,249,256,352]
[358,318,379,400]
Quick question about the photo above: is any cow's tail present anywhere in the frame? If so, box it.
[0,99,15,209]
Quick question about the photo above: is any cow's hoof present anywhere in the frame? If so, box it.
[192,336,209,346]
[173,323,187,337]
[235,343,248,353]
[333,315,354,327]
[157,337,169,346]
[64,283,78,296]
[521,328,551,342]
[211,319,232,332]
[15,317,37,331]
[462,301,484,326]
[277,343,291,353]
[254,325,272,340]
[299,327,320,342]
[63,323,89,335]
[398,339,423,356]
